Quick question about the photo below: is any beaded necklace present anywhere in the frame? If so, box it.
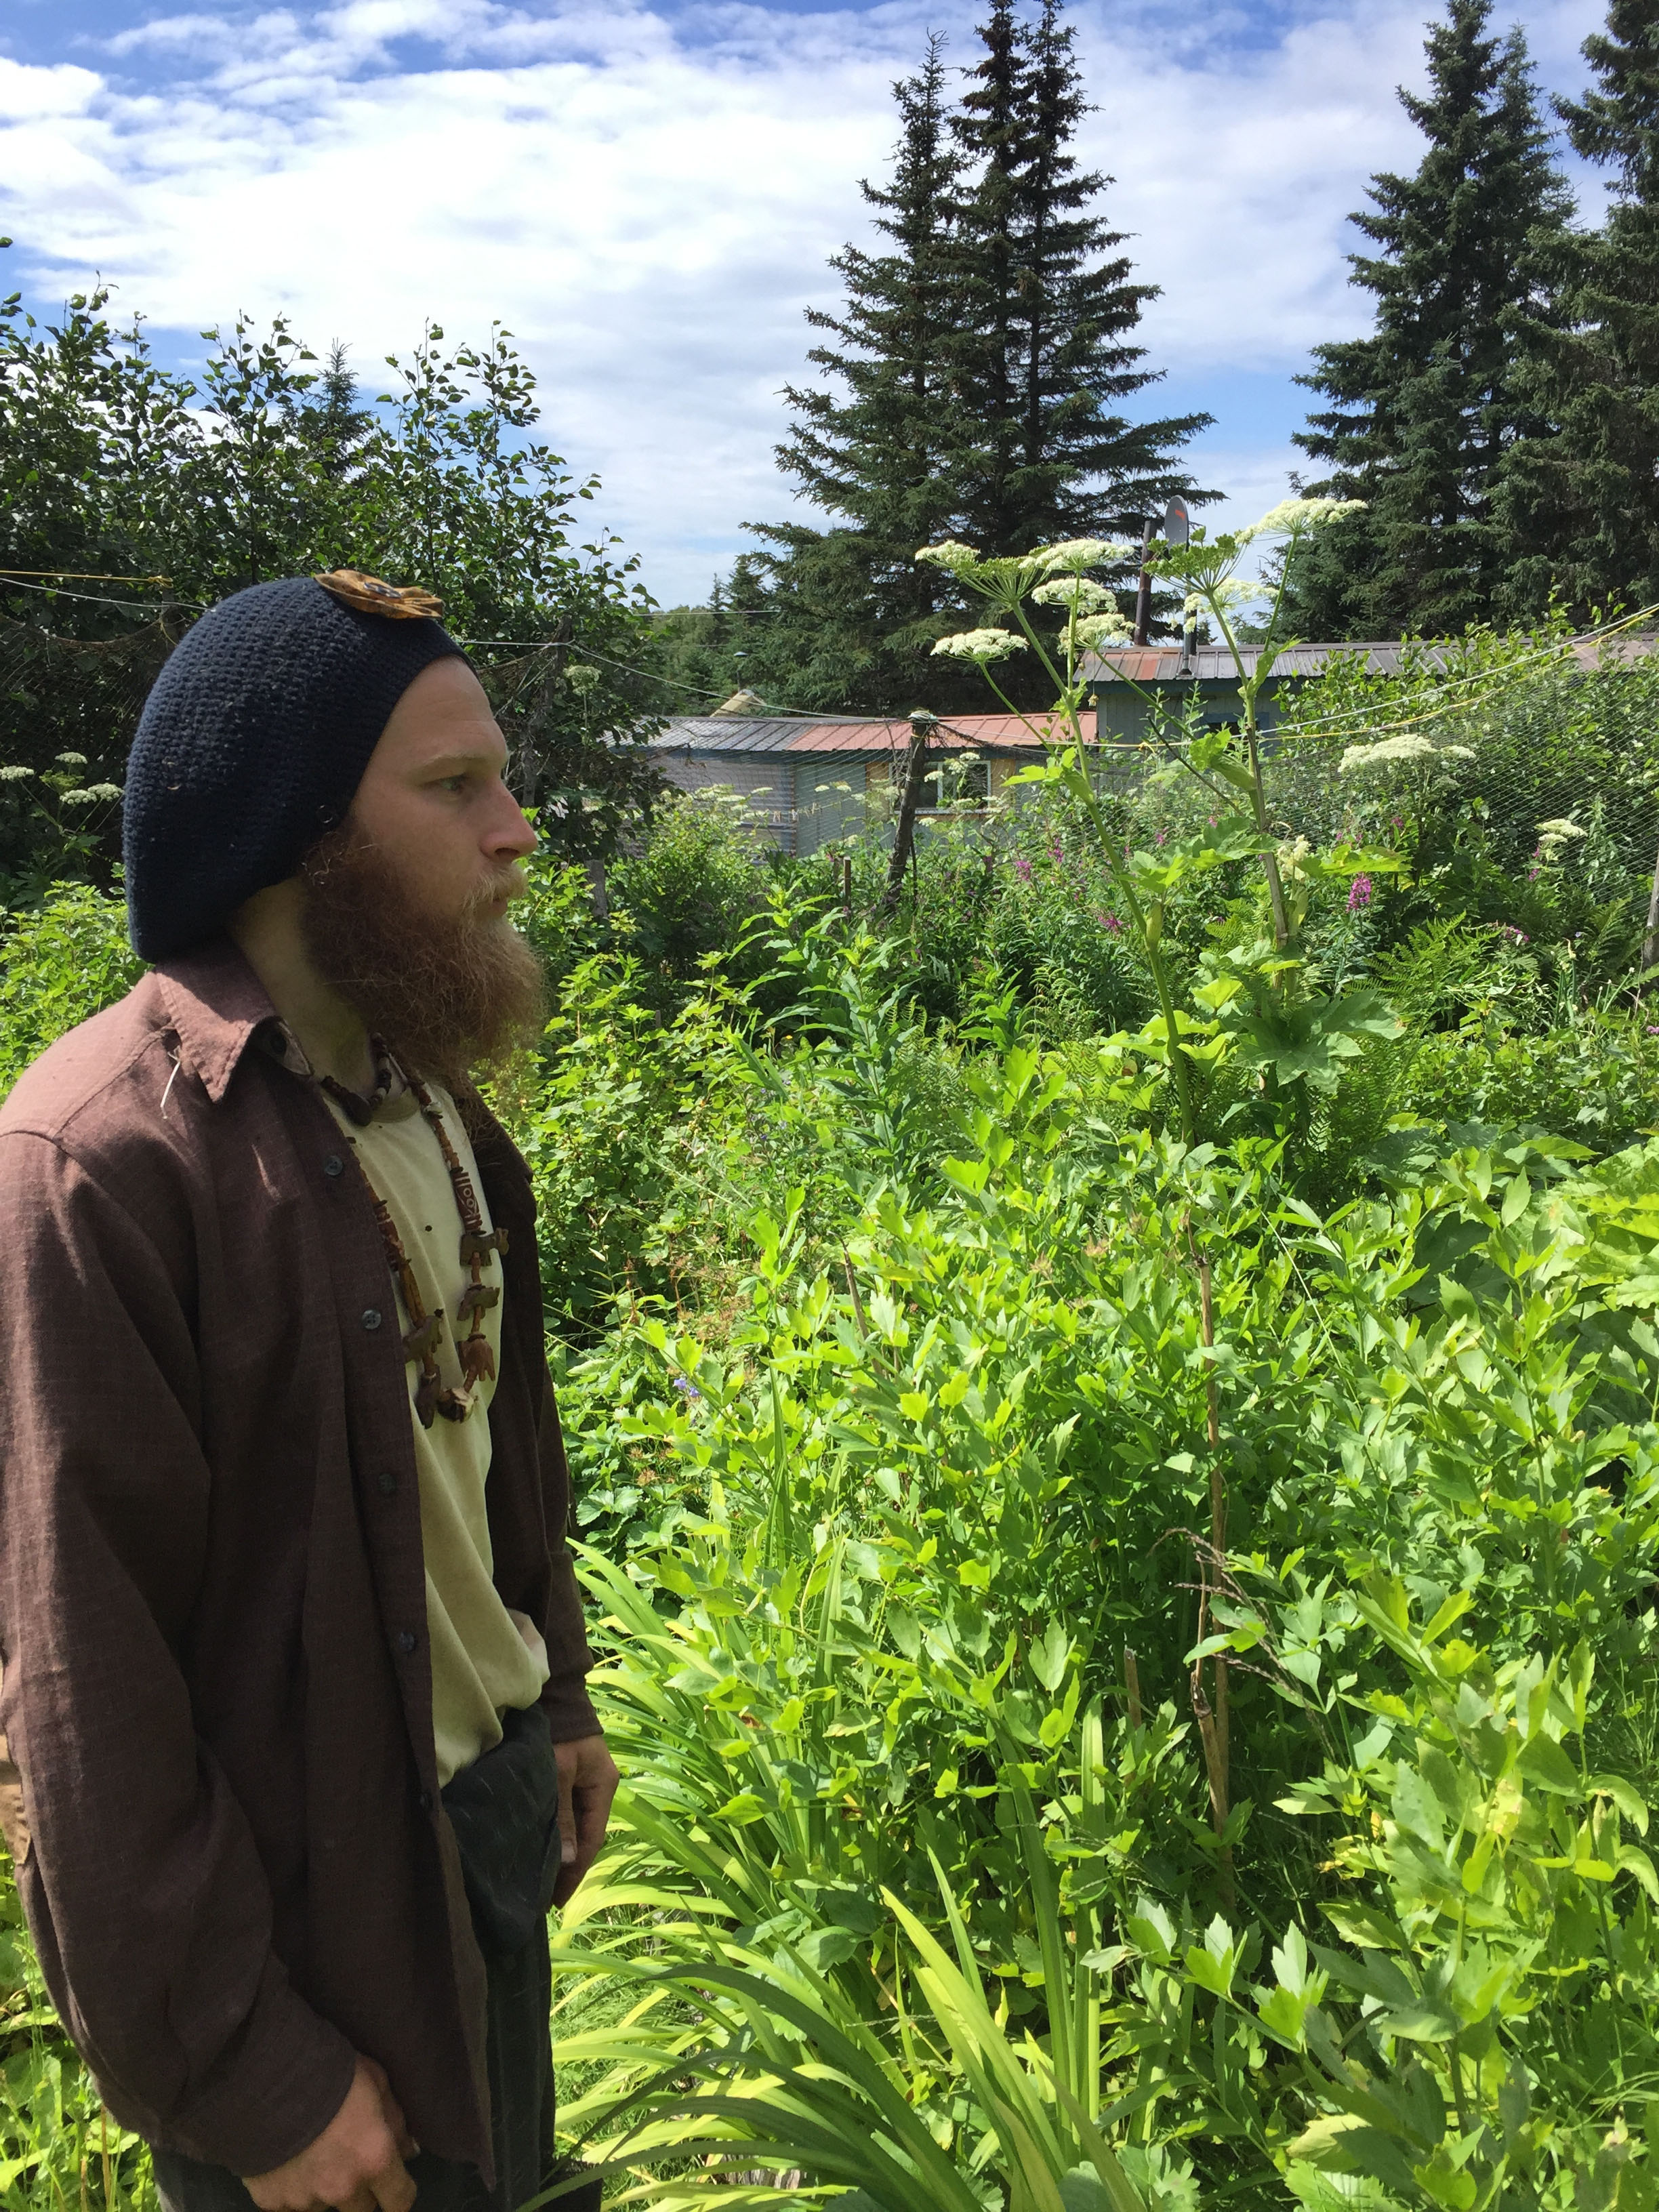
[322,1044,508,1429]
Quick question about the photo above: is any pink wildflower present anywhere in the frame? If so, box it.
[1015,855,1033,880]
[1347,874,1374,913]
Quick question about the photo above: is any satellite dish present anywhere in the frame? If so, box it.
[1161,496,1190,545]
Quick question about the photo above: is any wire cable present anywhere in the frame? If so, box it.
[0,575,201,615]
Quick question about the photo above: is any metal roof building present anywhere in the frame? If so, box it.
[1085,635,1659,741]
[648,712,1074,853]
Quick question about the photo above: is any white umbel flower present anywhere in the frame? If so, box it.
[1339,733,1473,777]
[1075,611,1134,647]
[1028,538,1136,573]
[930,628,1027,661]
[1031,577,1117,613]
[915,541,981,575]
[1237,497,1366,546]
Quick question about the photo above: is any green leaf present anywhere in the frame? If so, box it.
[1517,1734,1582,1797]
[1284,2162,1411,2212]
[1032,1619,1071,1692]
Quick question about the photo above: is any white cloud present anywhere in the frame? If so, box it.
[0,0,1608,602]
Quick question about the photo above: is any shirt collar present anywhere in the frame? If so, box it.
[154,939,283,1105]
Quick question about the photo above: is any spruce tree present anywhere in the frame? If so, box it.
[949,0,1209,556]
[735,2,1207,711]
[1496,1,1659,620]
[737,38,987,712]
[1290,0,1570,638]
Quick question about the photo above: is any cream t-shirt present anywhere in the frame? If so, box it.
[321,1074,549,1786]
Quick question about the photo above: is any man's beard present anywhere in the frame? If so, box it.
[299,824,547,1096]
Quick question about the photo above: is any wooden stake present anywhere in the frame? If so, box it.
[1124,1645,1143,1731]
[879,710,935,915]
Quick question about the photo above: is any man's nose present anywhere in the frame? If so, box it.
[483,788,536,861]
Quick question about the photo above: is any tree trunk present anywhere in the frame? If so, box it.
[1132,517,1153,645]
[879,711,936,914]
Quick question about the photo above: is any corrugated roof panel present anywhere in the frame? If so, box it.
[651,710,1080,756]
[1083,641,1476,682]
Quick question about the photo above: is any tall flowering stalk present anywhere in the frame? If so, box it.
[918,535,1203,1142]
[1139,497,1365,947]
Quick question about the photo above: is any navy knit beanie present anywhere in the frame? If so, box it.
[123,575,466,960]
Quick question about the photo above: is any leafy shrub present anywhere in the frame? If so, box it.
[0,881,140,1104]
[607,790,775,1008]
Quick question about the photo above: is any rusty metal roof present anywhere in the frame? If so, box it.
[651,712,1073,754]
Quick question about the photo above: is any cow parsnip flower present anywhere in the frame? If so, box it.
[1027,538,1136,575]
[1031,577,1116,613]
[1075,611,1134,648]
[1183,579,1261,614]
[915,541,981,576]
[931,628,1027,662]
[1236,497,1366,547]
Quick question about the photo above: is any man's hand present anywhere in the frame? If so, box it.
[244,2055,415,2212]
[552,1734,619,1907]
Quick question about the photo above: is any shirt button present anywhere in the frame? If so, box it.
[323,1154,344,1179]
[362,1308,382,1331]
[377,1471,397,1496]
[397,1629,417,1654]
[418,1791,433,1813]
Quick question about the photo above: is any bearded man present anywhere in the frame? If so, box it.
[0,574,618,2212]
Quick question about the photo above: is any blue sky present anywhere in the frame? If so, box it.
[0,0,1612,605]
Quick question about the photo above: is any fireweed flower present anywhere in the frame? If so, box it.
[1015,856,1033,880]
[1347,874,1374,912]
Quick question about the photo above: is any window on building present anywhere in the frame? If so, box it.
[924,756,990,808]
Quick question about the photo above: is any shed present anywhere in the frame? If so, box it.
[1084,634,1659,744]
[648,711,1074,853]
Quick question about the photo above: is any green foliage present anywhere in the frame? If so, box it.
[1498,1,1659,622]
[0,258,663,899]
[0,1860,153,2212]
[607,792,775,1005]
[0,882,140,1103]
[535,955,1659,2207]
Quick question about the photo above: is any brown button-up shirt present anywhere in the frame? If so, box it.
[0,943,599,2179]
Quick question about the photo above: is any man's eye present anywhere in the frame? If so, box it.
[439,775,469,794]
